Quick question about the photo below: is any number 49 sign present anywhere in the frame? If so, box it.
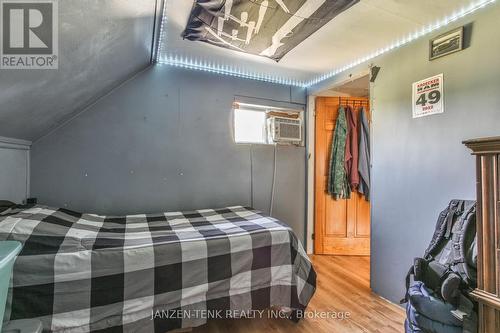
[412,74,444,118]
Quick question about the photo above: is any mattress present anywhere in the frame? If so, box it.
[0,205,316,332]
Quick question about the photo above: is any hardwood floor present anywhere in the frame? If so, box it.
[193,255,405,333]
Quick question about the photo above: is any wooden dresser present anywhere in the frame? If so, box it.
[463,137,500,332]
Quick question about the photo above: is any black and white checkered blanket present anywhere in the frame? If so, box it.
[0,205,316,332]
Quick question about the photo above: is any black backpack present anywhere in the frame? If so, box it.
[402,200,478,332]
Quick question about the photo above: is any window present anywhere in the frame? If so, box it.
[233,102,304,145]
[233,109,267,144]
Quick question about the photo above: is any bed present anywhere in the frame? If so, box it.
[0,204,316,332]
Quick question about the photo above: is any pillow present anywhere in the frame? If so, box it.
[0,200,16,213]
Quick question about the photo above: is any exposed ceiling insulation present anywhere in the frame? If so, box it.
[159,0,497,86]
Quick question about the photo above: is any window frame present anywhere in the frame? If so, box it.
[232,102,304,146]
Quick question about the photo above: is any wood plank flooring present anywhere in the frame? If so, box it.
[193,255,405,333]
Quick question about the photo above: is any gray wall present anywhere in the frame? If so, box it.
[370,4,500,303]
[0,137,31,203]
[31,66,307,242]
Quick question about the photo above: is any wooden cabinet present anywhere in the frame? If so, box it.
[463,137,500,332]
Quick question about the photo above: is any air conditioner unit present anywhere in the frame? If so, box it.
[268,116,302,143]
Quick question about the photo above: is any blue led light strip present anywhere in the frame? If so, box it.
[156,0,497,88]
[304,0,497,87]
[157,56,308,87]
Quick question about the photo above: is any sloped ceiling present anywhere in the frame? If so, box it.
[159,0,495,86]
[0,0,157,141]
[1,0,496,141]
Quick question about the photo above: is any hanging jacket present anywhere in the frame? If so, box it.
[344,106,359,190]
[328,107,351,199]
[357,107,370,200]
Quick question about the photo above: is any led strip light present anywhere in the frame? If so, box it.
[157,0,497,88]
[156,0,310,87]
[304,0,498,87]
[157,56,307,87]
[156,0,168,58]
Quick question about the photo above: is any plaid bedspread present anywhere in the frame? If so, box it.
[0,205,316,332]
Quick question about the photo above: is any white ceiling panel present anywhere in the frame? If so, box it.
[158,0,497,86]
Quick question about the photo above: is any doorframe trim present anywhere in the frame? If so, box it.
[305,96,316,254]
[305,67,371,254]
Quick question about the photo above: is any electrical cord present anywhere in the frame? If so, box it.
[250,144,254,208]
[269,143,277,216]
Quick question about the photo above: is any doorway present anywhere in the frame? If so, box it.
[313,75,371,256]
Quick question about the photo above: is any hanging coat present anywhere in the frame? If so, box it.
[328,107,351,199]
[358,107,370,201]
[344,106,359,190]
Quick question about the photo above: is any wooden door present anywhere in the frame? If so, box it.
[314,97,370,255]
